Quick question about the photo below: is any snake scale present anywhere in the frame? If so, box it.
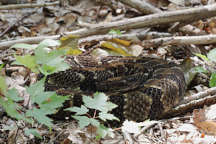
[45,56,187,124]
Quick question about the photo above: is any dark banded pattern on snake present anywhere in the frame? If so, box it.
[45,56,186,124]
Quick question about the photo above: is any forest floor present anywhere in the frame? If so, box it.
[1,0,216,143]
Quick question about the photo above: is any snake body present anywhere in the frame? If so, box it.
[45,56,186,124]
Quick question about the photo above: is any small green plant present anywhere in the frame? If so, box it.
[0,39,119,139]
[65,92,119,139]
[12,39,70,76]
[108,29,122,35]
[0,39,70,138]
[195,48,216,87]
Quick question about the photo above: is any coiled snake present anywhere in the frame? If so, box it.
[45,56,187,124]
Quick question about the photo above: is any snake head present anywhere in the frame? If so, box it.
[180,57,196,87]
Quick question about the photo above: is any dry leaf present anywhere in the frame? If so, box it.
[193,108,216,135]
[100,41,131,56]
[59,35,82,55]
[109,38,132,47]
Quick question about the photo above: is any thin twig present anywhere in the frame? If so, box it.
[119,0,162,14]
[142,34,216,47]
[134,121,159,138]
[0,1,59,10]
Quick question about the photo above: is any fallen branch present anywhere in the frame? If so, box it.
[182,87,216,104]
[0,31,172,50]
[0,1,59,10]
[86,3,216,35]
[162,87,216,118]
[119,0,162,14]
[142,34,216,47]
[172,94,216,116]
[0,35,59,50]
[1,4,216,49]
[80,31,172,43]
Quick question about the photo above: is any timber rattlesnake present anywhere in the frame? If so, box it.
[45,56,187,124]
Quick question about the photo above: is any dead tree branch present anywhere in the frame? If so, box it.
[162,87,216,118]
[142,34,216,47]
[0,31,171,50]
[183,87,216,104]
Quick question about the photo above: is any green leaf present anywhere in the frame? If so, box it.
[108,29,122,35]
[11,43,36,50]
[35,44,69,75]
[40,94,68,114]
[65,105,89,115]
[98,112,119,121]
[96,124,114,139]
[0,64,4,71]
[14,55,38,73]
[195,53,209,61]
[210,73,216,87]
[0,97,23,120]
[89,118,100,127]
[0,76,7,95]
[207,48,216,63]
[105,102,118,112]
[83,92,117,113]
[83,93,108,112]
[26,78,45,104]
[25,128,42,139]
[72,116,91,129]
[38,64,56,76]
[7,88,23,102]
[26,78,68,127]
[26,108,53,127]
[26,77,68,116]
[39,39,60,47]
